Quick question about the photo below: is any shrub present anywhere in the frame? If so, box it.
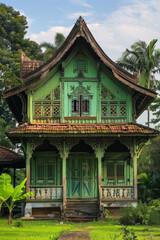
[120,201,160,225]
[120,206,138,225]
[14,220,23,227]
[104,208,113,222]
[121,225,137,240]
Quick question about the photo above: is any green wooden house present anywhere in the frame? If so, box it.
[4,17,158,220]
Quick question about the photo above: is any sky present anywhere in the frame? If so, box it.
[1,0,160,126]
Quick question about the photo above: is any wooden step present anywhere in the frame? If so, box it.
[65,202,99,222]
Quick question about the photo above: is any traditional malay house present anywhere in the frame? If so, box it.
[4,17,158,221]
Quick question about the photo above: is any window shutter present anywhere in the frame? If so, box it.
[82,98,89,114]
[36,160,45,185]
[72,98,79,114]
[46,160,56,185]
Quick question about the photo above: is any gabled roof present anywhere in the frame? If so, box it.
[3,16,156,100]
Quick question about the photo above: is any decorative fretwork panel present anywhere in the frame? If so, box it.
[34,103,41,116]
[101,186,134,199]
[54,86,60,100]
[43,104,51,116]
[101,84,116,100]
[33,85,60,120]
[53,102,60,117]
[101,100,127,119]
[110,104,117,116]
[45,93,51,100]
[101,84,127,120]
[30,186,62,200]
[120,102,127,116]
[101,104,107,116]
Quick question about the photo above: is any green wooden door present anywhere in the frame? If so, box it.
[66,154,97,198]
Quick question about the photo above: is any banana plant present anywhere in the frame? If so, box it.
[0,173,34,225]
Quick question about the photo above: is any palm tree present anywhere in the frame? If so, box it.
[39,33,65,61]
[117,39,160,127]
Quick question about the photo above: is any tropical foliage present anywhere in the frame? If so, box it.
[117,39,160,89]
[0,173,33,225]
[117,39,160,127]
[138,171,160,203]
[39,33,65,61]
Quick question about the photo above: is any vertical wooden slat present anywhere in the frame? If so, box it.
[133,140,138,199]
[26,142,31,200]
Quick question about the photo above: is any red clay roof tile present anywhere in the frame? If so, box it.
[7,122,158,136]
[0,145,24,163]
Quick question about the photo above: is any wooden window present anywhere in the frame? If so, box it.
[33,158,58,186]
[75,58,86,71]
[116,164,124,184]
[72,96,89,116]
[106,161,125,185]
[72,98,79,115]
[82,98,89,114]
[107,164,114,180]
[36,161,45,185]
[46,161,56,185]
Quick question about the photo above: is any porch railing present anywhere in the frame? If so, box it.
[30,186,63,200]
[101,186,134,200]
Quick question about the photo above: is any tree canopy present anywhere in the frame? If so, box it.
[0,3,42,148]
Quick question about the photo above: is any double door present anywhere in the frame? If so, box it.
[66,154,97,198]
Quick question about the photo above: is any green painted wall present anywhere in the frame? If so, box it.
[26,46,133,123]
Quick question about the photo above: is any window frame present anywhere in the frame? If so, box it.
[104,160,126,186]
[71,95,90,116]
[30,154,60,187]
[74,58,87,72]
[101,100,127,119]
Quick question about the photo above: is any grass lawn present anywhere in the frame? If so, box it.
[0,218,160,240]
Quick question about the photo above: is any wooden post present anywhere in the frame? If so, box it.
[133,140,138,200]
[26,142,31,198]
[61,139,68,216]
[62,154,66,207]
[96,141,103,205]
[98,152,102,201]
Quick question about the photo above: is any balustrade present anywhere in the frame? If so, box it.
[101,186,134,200]
[30,186,63,200]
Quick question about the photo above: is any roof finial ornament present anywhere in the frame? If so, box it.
[79,16,83,34]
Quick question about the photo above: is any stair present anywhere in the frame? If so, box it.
[65,201,99,222]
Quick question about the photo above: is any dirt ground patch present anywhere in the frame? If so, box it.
[58,231,90,240]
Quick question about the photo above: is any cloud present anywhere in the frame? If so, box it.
[69,0,93,8]
[28,0,160,61]
[17,9,34,27]
[29,26,71,44]
[82,3,92,8]
[67,11,93,19]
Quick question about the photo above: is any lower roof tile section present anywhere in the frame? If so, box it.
[0,145,24,163]
[7,122,159,136]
